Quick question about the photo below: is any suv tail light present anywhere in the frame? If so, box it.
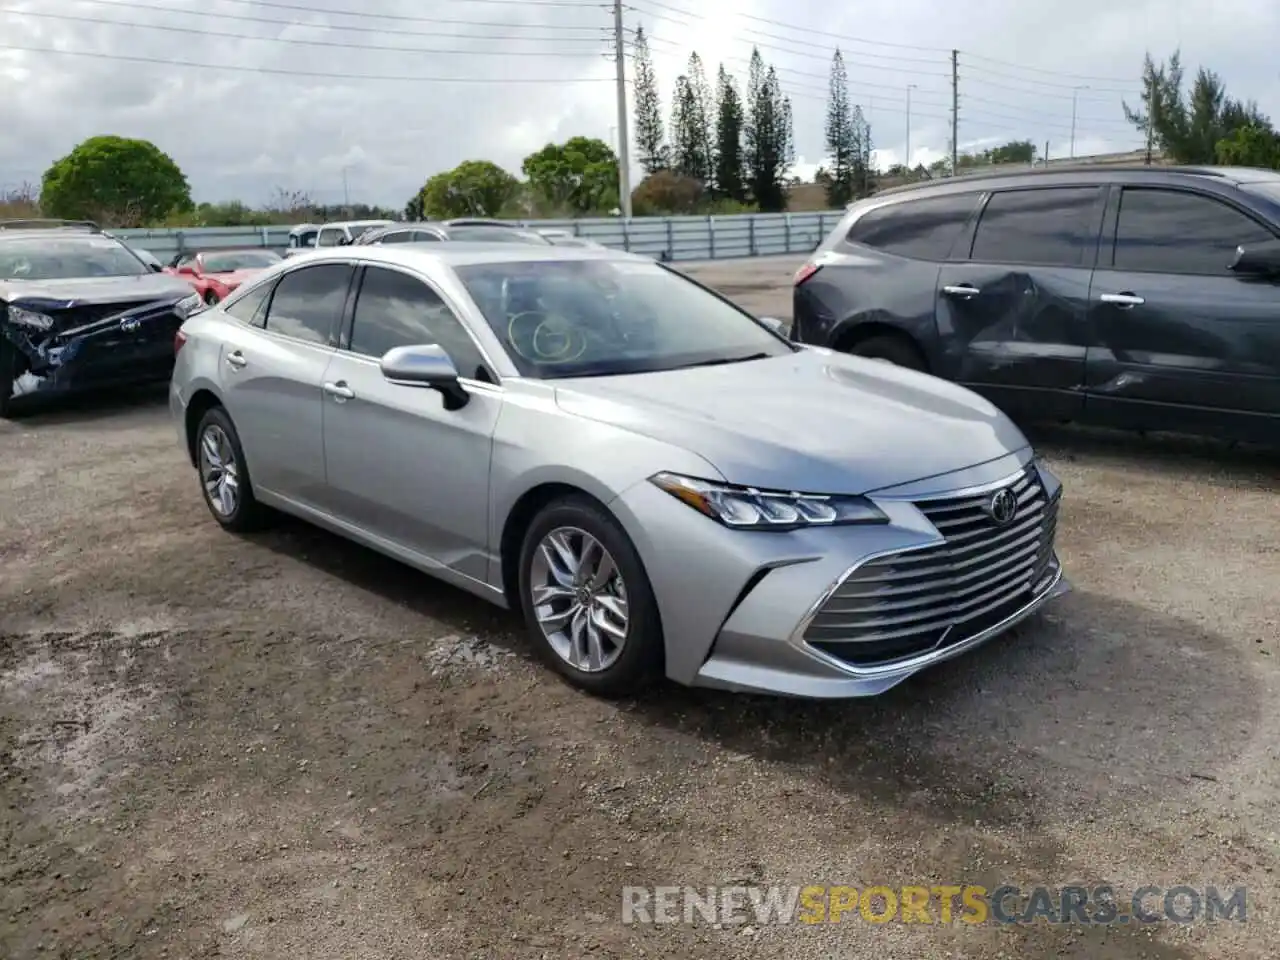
[794,262,821,286]
[174,329,187,353]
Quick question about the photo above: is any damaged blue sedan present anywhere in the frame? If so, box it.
[0,220,206,418]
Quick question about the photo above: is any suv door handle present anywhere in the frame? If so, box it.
[942,284,981,298]
[323,381,355,401]
[225,350,247,368]
[1100,292,1145,308]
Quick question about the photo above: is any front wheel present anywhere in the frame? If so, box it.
[517,496,663,697]
[203,289,220,307]
[194,406,269,531]
[0,339,15,418]
[849,334,926,371]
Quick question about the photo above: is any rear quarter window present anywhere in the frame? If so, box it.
[844,192,982,261]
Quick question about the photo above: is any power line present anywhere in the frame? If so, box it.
[0,8,611,57]
[0,43,617,82]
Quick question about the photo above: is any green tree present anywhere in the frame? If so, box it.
[713,65,745,201]
[40,135,192,226]
[411,160,520,219]
[988,139,1037,164]
[632,26,668,174]
[631,170,705,215]
[851,104,874,197]
[824,49,856,207]
[1216,123,1280,168]
[521,137,619,215]
[670,54,713,184]
[744,48,793,212]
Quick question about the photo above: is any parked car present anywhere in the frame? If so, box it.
[0,219,204,417]
[537,229,609,250]
[315,219,395,248]
[170,243,1067,699]
[792,164,1280,444]
[284,223,319,258]
[354,221,553,246]
[166,248,283,305]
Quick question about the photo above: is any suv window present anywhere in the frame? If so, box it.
[970,187,1102,267]
[316,227,346,247]
[262,263,352,345]
[348,266,487,378]
[846,192,980,260]
[411,231,441,242]
[1113,188,1275,274]
[374,231,413,244]
[224,279,275,327]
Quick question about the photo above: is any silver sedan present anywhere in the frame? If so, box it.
[170,243,1069,699]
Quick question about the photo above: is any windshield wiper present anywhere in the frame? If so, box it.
[664,352,771,371]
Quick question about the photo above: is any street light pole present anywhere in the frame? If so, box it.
[905,84,917,172]
[1070,85,1089,158]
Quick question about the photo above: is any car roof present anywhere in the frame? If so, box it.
[323,219,394,228]
[295,241,648,268]
[870,164,1280,200]
[187,246,280,255]
[0,228,122,242]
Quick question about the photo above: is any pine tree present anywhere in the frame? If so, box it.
[744,49,793,211]
[670,75,700,180]
[713,65,745,201]
[682,52,714,183]
[631,26,668,174]
[851,105,875,197]
[824,50,856,207]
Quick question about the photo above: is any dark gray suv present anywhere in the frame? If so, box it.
[792,165,1280,443]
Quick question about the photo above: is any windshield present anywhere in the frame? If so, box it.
[453,258,794,379]
[0,235,150,280]
[448,227,550,244]
[201,250,282,272]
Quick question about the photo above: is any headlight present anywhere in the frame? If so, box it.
[6,305,54,331]
[650,472,888,531]
[174,292,205,319]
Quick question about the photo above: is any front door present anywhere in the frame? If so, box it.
[320,264,502,583]
[1084,185,1280,439]
[937,185,1104,424]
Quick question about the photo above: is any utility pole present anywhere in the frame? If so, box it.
[950,50,959,176]
[341,166,350,210]
[1069,85,1089,158]
[905,83,917,174]
[611,0,632,218]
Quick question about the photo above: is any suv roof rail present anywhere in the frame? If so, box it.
[869,163,1242,198]
[444,217,524,227]
[0,218,102,232]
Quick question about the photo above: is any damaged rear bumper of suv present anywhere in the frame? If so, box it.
[2,293,202,404]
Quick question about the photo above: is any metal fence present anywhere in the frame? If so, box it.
[113,211,847,262]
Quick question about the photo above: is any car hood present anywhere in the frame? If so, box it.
[552,349,1030,495]
[0,273,194,304]
[207,268,268,287]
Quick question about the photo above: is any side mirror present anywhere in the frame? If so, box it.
[759,316,788,337]
[148,262,163,273]
[379,344,470,410]
[1229,239,1280,279]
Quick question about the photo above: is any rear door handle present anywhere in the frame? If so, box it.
[323,381,355,401]
[942,284,981,298]
[1100,292,1145,307]
[225,350,247,368]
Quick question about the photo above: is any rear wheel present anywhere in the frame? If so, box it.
[202,289,220,307]
[0,339,17,419]
[848,334,926,371]
[517,496,663,698]
[194,406,268,531]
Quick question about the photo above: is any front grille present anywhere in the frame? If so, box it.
[805,466,1060,668]
[51,300,161,331]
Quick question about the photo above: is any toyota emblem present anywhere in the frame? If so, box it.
[986,488,1018,526]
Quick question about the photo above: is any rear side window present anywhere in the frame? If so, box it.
[262,263,353,346]
[845,193,980,260]
[411,231,442,242]
[224,279,274,327]
[1112,188,1275,275]
[376,231,414,244]
[970,187,1102,267]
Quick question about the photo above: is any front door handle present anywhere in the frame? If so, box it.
[225,350,247,368]
[1100,292,1145,308]
[323,381,355,401]
[942,284,981,298]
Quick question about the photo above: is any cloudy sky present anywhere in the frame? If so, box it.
[1,0,1277,208]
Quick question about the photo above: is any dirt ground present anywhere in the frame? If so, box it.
[2,256,1279,959]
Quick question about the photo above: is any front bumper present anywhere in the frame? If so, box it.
[611,454,1069,699]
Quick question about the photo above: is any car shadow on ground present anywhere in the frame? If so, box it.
[2,383,170,427]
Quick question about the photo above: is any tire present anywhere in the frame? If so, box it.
[848,334,926,371]
[516,495,663,698]
[0,339,15,419]
[193,405,269,532]
[203,289,220,307]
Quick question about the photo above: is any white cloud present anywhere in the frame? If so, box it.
[1,0,1277,207]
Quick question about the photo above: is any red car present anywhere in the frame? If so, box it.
[166,248,283,305]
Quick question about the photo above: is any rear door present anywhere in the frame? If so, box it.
[937,185,1105,423]
[1084,185,1280,438]
[217,262,354,507]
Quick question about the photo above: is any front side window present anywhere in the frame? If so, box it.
[453,258,794,380]
[200,250,282,272]
[1112,188,1275,274]
[374,231,414,244]
[261,263,352,345]
[224,279,275,327]
[348,267,487,378]
[969,187,1103,267]
[0,236,151,280]
[846,192,981,260]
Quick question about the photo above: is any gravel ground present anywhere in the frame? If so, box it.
[2,256,1278,959]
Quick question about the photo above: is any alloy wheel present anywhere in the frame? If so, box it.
[198,424,239,518]
[529,526,629,672]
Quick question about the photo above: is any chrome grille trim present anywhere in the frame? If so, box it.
[803,465,1061,667]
